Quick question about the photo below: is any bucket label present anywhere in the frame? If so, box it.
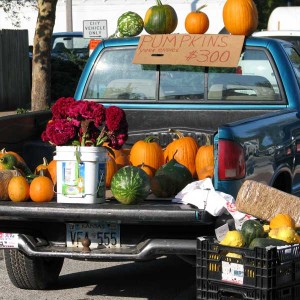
[62,162,85,196]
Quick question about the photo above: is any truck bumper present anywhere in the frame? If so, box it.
[15,234,197,260]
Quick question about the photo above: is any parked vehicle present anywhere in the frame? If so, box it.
[252,30,300,52]
[1,35,300,291]
[51,31,90,59]
[266,6,300,31]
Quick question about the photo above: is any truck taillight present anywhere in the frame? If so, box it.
[218,140,245,180]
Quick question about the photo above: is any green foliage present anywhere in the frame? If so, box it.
[51,55,87,102]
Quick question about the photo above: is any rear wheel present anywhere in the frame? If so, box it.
[4,249,64,290]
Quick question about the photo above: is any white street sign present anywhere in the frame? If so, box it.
[83,20,108,39]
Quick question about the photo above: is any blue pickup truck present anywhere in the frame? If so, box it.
[0,35,300,291]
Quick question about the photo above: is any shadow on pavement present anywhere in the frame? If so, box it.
[57,256,196,300]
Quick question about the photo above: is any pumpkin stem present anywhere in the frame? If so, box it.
[168,129,185,139]
[156,0,163,6]
[196,4,207,13]
[204,133,211,146]
[42,157,49,166]
[144,136,158,143]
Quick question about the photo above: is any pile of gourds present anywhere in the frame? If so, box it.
[106,130,214,198]
[117,0,258,37]
[219,213,300,251]
[0,149,56,202]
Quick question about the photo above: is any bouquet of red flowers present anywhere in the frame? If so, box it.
[42,97,128,150]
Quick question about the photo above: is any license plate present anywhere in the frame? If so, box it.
[66,222,120,249]
[0,232,19,248]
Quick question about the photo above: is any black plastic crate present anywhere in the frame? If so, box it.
[197,280,300,300]
[196,237,300,300]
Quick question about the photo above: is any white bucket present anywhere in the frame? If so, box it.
[54,146,107,204]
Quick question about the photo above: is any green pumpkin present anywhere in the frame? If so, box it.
[150,174,177,198]
[144,0,178,34]
[155,158,193,194]
[241,219,265,247]
[117,11,144,37]
[111,166,150,204]
[249,237,288,249]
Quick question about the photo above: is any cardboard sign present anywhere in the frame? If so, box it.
[132,34,245,67]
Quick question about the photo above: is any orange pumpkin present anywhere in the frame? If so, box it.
[269,213,296,230]
[47,159,57,185]
[34,157,50,178]
[185,5,209,34]
[195,144,214,180]
[103,143,130,170]
[164,130,198,177]
[29,175,54,202]
[222,0,258,36]
[130,136,164,178]
[7,175,30,202]
[106,155,118,188]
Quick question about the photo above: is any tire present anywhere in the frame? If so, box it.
[4,249,64,290]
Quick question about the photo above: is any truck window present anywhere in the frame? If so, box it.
[84,46,283,103]
[208,48,281,101]
[85,48,157,100]
[160,65,205,100]
[284,47,300,86]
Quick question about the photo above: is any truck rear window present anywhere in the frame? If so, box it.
[84,47,282,103]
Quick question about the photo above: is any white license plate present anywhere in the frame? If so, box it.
[66,222,120,249]
[0,232,19,248]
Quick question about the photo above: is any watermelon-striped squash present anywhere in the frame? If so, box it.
[241,219,265,246]
[144,0,178,34]
[111,166,150,204]
[117,11,144,37]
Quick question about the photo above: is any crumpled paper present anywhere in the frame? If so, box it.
[172,178,254,229]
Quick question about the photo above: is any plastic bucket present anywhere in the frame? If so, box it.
[54,146,107,204]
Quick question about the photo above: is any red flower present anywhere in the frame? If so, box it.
[41,97,128,149]
[106,106,127,131]
[51,97,76,119]
[42,119,77,146]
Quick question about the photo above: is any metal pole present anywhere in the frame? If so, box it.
[66,0,73,31]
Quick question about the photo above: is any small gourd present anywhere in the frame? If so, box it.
[220,230,245,247]
[117,11,144,37]
[7,174,30,202]
[185,5,209,34]
[268,226,298,244]
[29,171,54,202]
[222,0,258,36]
[269,213,296,230]
[34,157,50,178]
[241,219,264,247]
